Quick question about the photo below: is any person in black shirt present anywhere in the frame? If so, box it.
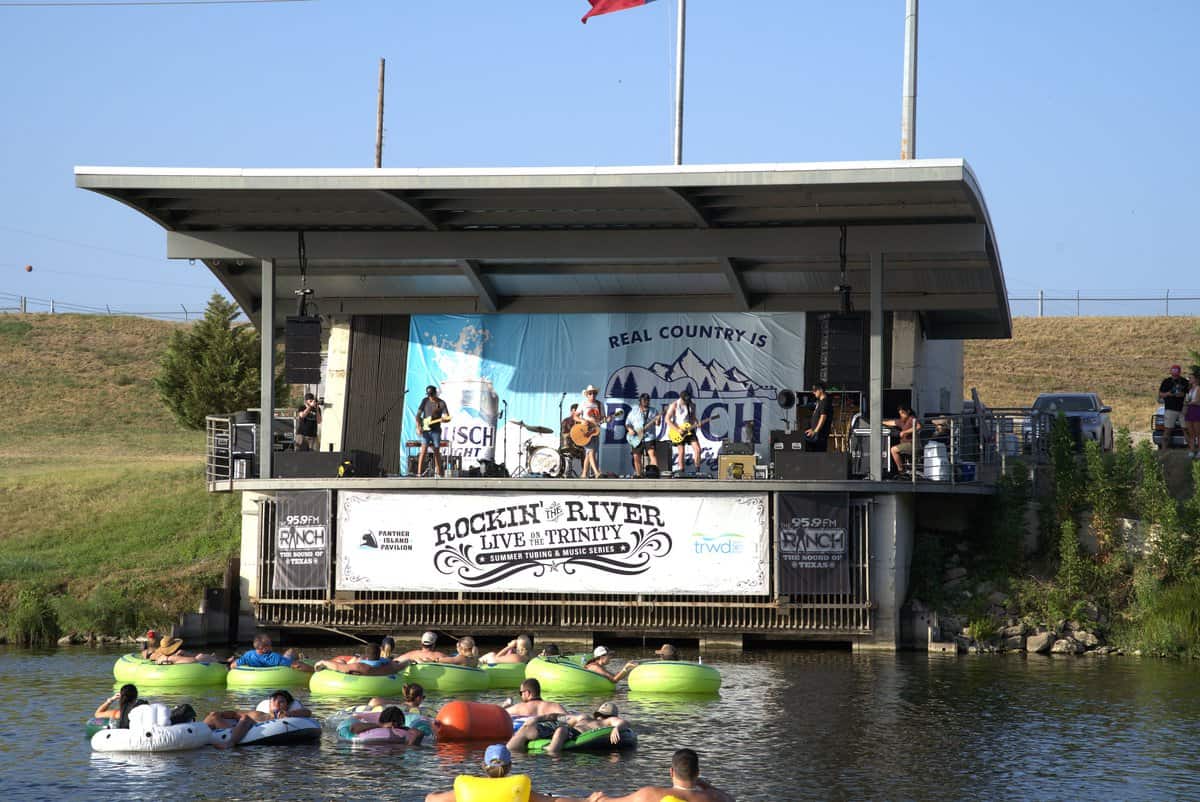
[804,383,833,452]
[416,385,450,476]
[1159,365,1188,450]
[295,393,321,451]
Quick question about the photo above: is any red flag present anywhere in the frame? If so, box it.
[581,0,658,24]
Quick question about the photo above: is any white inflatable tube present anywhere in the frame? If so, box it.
[91,722,213,753]
[209,717,322,747]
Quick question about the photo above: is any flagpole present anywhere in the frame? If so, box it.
[673,0,686,165]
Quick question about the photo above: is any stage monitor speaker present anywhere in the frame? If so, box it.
[285,316,322,385]
[718,441,754,456]
[772,451,848,480]
[275,450,350,478]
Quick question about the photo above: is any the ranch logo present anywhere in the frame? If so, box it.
[779,515,846,568]
[432,499,672,587]
[276,513,327,550]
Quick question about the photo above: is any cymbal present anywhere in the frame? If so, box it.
[510,420,526,428]
[524,424,553,434]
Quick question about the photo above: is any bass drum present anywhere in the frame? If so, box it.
[527,446,562,477]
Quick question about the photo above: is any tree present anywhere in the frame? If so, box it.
[155,293,286,429]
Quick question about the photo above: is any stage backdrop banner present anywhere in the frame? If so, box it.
[402,313,805,473]
[776,492,850,594]
[274,490,331,591]
[337,491,769,594]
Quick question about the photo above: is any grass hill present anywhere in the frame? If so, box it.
[0,314,239,636]
[0,312,1194,638]
[964,316,1198,433]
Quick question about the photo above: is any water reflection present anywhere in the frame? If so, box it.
[2,646,1200,801]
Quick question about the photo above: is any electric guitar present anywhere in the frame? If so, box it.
[625,411,662,448]
[422,413,451,429]
[569,410,625,447]
[667,412,721,445]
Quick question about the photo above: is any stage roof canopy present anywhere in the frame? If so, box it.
[76,158,1010,339]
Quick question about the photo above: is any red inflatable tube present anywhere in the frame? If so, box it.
[434,701,512,742]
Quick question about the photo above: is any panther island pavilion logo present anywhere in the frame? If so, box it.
[431,499,672,588]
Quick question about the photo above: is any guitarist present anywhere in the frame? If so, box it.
[573,385,604,479]
[625,393,660,477]
[666,389,703,475]
[416,385,450,477]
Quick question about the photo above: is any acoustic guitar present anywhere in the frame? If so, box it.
[667,412,721,445]
[626,411,662,448]
[569,410,625,447]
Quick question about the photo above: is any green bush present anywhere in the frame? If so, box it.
[52,585,144,636]
[6,585,61,646]
[1116,576,1200,657]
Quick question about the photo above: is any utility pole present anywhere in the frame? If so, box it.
[375,57,386,168]
[900,0,918,159]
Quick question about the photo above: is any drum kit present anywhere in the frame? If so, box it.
[509,419,578,478]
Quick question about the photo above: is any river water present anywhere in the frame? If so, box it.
[2,646,1198,801]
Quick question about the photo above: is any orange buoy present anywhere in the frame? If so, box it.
[434,700,512,742]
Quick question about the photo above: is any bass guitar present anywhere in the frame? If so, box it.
[569,410,625,447]
[625,411,662,448]
[667,412,721,445]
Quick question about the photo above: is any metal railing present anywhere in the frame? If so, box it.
[251,494,874,638]
[205,416,234,492]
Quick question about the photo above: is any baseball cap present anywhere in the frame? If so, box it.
[595,702,618,717]
[483,744,512,766]
[593,645,610,659]
[145,630,158,640]
[421,631,438,646]
[1171,365,1182,373]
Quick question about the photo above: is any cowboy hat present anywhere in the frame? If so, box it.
[156,636,184,657]
[583,384,599,394]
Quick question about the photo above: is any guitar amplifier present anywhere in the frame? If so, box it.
[718,441,754,456]
[718,455,756,480]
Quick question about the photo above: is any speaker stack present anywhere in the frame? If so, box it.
[285,316,322,385]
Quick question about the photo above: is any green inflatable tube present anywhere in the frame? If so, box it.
[480,662,527,689]
[227,665,312,690]
[525,657,614,695]
[309,669,405,697]
[627,661,721,694]
[527,725,637,753]
[403,662,490,693]
[134,660,228,687]
[113,653,151,684]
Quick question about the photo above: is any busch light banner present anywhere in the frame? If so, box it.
[336,491,769,594]
[403,313,805,473]
[776,492,850,595]
[274,490,331,591]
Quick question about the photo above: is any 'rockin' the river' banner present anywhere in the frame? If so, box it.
[336,490,769,594]
[402,313,805,473]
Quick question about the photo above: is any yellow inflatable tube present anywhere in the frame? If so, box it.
[453,774,531,801]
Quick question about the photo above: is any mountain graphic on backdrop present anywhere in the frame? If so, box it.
[607,348,777,400]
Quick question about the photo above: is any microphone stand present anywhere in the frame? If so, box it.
[498,399,508,474]
[378,389,407,476]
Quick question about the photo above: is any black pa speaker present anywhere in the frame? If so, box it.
[285,316,322,385]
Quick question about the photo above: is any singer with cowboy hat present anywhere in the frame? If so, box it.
[574,384,605,479]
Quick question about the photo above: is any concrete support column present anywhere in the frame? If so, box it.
[857,493,914,651]
[868,250,884,480]
[259,259,275,480]
[891,311,920,411]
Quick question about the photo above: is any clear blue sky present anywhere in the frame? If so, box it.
[2,0,1198,318]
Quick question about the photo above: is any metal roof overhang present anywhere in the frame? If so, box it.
[75,159,1011,339]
